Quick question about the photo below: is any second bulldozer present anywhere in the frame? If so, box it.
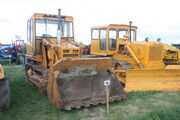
[25,10,126,110]
[90,23,180,92]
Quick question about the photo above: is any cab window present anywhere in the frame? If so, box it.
[35,19,73,38]
[91,29,99,40]
[27,19,32,43]
[109,29,116,50]
[118,29,128,39]
[100,29,106,50]
[131,30,136,41]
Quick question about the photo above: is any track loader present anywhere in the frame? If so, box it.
[90,23,180,92]
[0,64,10,109]
[25,10,126,110]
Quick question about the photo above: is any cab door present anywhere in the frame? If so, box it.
[100,28,106,50]
[108,29,117,51]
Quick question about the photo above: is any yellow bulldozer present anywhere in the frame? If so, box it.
[0,64,10,109]
[25,9,127,110]
[90,22,180,92]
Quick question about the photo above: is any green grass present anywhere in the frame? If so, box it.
[0,65,180,120]
[0,60,12,65]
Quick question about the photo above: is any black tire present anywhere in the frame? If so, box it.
[0,77,11,109]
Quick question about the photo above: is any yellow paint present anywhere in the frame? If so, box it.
[125,69,180,92]
[165,65,180,69]
[128,41,164,69]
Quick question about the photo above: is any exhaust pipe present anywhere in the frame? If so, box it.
[57,9,61,44]
[129,21,132,42]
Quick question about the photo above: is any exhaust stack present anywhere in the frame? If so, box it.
[129,21,132,42]
[57,9,61,44]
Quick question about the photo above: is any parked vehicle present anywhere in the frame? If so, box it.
[0,45,16,61]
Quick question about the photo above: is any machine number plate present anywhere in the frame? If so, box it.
[104,80,110,86]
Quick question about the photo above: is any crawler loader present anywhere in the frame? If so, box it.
[90,23,180,92]
[0,64,10,109]
[25,9,126,110]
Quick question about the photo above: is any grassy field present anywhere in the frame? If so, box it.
[0,65,180,120]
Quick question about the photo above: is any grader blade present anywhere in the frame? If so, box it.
[125,69,180,92]
[47,58,127,110]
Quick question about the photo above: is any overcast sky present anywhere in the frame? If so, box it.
[0,0,180,45]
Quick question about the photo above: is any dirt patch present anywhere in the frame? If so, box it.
[80,107,107,120]
[152,100,173,107]
[86,117,107,120]
[153,92,179,98]
[123,105,139,114]
[153,92,166,98]
[166,92,179,96]
[115,105,140,119]
[134,98,142,104]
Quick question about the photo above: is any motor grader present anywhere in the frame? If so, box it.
[90,23,180,92]
[25,9,126,110]
[0,64,10,109]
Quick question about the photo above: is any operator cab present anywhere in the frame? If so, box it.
[26,13,74,55]
[91,24,137,56]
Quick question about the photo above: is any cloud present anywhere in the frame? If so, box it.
[0,18,12,23]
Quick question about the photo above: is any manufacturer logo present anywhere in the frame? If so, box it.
[154,43,161,45]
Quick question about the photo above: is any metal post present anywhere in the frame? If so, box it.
[9,55,11,65]
[106,85,109,115]
[104,80,110,115]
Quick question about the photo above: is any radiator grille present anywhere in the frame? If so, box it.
[63,54,78,57]
[63,50,69,53]
[149,46,163,61]
[73,50,79,53]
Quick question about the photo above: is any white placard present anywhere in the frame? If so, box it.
[104,80,110,86]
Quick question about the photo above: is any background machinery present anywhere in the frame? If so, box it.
[172,44,180,49]
[90,23,180,92]
[0,40,25,64]
[0,45,16,61]
[25,10,126,110]
[14,40,24,55]
[82,45,91,55]
[14,40,25,64]
[0,64,10,109]
[163,44,180,65]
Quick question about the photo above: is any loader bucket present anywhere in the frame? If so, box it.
[125,69,180,92]
[47,58,127,110]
